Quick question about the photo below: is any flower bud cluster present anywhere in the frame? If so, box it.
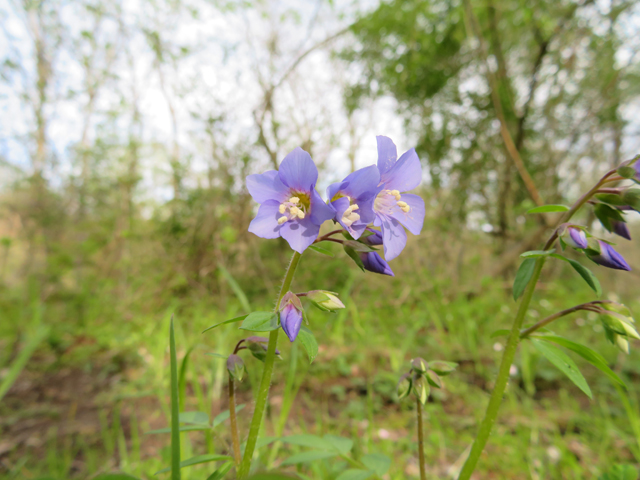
[397,357,457,405]
[596,302,639,354]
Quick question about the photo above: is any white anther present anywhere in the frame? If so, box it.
[401,205,411,213]
[397,201,408,208]
[278,216,288,225]
[278,204,286,214]
[350,204,359,211]
[297,210,305,219]
[289,197,300,204]
[289,206,299,215]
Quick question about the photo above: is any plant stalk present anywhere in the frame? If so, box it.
[417,398,427,480]
[237,251,302,478]
[519,302,601,338]
[228,376,241,466]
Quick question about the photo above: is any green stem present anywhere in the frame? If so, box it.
[237,251,302,478]
[228,376,241,466]
[417,398,426,480]
[519,302,601,339]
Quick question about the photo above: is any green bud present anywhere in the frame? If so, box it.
[426,370,442,389]
[413,375,430,405]
[617,165,637,179]
[246,336,281,362]
[226,354,245,382]
[623,188,640,210]
[599,302,633,319]
[306,290,345,312]
[396,373,412,399]
[615,335,630,354]
[411,357,428,374]
[600,312,632,336]
[428,360,458,376]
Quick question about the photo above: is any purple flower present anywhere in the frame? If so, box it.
[373,136,426,261]
[587,241,631,271]
[564,227,588,249]
[361,227,383,246]
[246,148,335,253]
[360,251,394,276]
[612,220,631,240]
[279,292,304,342]
[326,166,380,239]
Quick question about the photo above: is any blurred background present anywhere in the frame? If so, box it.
[1,0,640,478]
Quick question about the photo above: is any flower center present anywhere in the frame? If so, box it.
[278,195,309,224]
[374,189,410,215]
[341,203,360,227]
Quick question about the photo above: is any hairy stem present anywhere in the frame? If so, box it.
[458,167,619,479]
[228,376,241,466]
[417,398,427,480]
[237,251,302,478]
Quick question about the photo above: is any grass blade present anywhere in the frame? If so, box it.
[0,325,49,401]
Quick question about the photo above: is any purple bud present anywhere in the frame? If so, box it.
[227,354,245,381]
[361,228,383,246]
[588,241,631,271]
[280,303,303,342]
[359,251,394,276]
[564,227,588,249]
[612,220,631,240]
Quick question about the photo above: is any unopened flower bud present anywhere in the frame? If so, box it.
[587,241,631,271]
[246,336,281,362]
[426,370,443,389]
[396,373,412,399]
[413,375,430,405]
[306,290,345,312]
[227,354,245,382]
[360,228,383,246]
[428,361,458,376]
[279,292,305,342]
[600,312,640,339]
[411,357,428,374]
[615,334,630,354]
[563,226,588,249]
[359,251,394,276]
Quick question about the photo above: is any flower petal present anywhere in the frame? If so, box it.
[376,136,398,176]
[612,220,631,240]
[339,165,381,200]
[279,214,321,253]
[278,147,318,192]
[310,189,335,225]
[248,200,283,239]
[380,148,422,192]
[280,304,303,342]
[589,241,631,271]
[388,193,425,235]
[246,170,289,204]
[360,251,394,276]
[379,214,407,261]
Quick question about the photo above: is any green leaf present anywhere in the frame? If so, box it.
[280,434,333,450]
[343,245,365,272]
[179,411,209,425]
[202,315,248,333]
[212,405,246,428]
[617,165,637,179]
[146,425,210,435]
[169,317,181,480]
[93,475,141,480]
[308,244,335,257]
[536,335,625,388]
[155,455,233,474]
[513,258,536,300]
[531,339,592,398]
[0,325,49,402]
[599,464,639,480]
[205,462,233,480]
[490,329,510,339]
[324,434,353,454]
[335,470,375,480]
[526,204,570,214]
[218,265,252,312]
[297,326,318,363]
[520,250,554,258]
[240,312,279,332]
[205,353,227,360]
[550,254,601,296]
[594,203,625,232]
[343,240,377,252]
[280,450,337,465]
[361,453,391,475]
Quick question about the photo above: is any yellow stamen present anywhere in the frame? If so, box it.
[401,205,411,213]
[350,204,359,211]
[390,189,400,197]
[289,197,300,204]
[289,206,299,215]
[397,201,408,208]
[278,204,286,214]
[395,194,402,201]
[278,216,288,225]
[297,211,305,219]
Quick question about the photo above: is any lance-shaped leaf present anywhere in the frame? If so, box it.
[550,254,601,296]
[239,312,279,332]
[531,339,592,398]
[526,204,570,214]
[513,258,537,300]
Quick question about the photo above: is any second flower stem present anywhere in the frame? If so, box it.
[237,251,302,478]
[417,398,427,480]
[228,376,241,465]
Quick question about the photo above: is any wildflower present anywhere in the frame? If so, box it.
[360,251,394,276]
[279,292,304,342]
[326,166,380,239]
[587,240,631,271]
[373,136,425,260]
[246,148,335,253]
[563,226,588,249]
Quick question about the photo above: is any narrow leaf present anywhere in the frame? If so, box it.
[490,329,510,339]
[308,244,335,257]
[550,254,601,296]
[146,425,210,435]
[218,265,251,312]
[297,326,318,363]
[536,335,625,388]
[179,411,209,425]
[343,245,365,272]
[205,462,233,480]
[531,339,592,398]
[526,204,570,214]
[169,317,181,480]
[155,455,233,474]
[212,404,246,428]
[513,258,536,300]
[280,450,337,465]
[240,312,279,332]
[0,325,49,402]
[520,250,554,258]
[280,434,333,450]
[202,315,248,334]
